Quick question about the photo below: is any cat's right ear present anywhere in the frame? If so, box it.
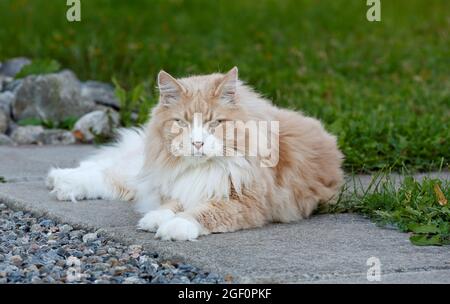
[157,70,185,106]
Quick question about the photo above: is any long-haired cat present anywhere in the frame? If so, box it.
[47,67,344,241]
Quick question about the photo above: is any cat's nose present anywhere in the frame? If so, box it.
[192,141,204,150]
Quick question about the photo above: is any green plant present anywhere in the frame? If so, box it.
[322,173,450,246]
[112,77,155,127]
[17,116,78,130]
[15,58,61,78]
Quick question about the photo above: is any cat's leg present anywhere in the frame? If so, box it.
[47,128,144,202]
[47,159,135,202]
[137,200,183,232]
[155,198,269,241]
[46,162,113,202]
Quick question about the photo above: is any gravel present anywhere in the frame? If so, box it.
[0,203,225,284]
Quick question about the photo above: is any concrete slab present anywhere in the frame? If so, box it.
[346,172,449,194]
[106,214,450,283]
[0,145,97,182]
[0,181,140,228]
[0,146,449,283]
[310,269,450,284]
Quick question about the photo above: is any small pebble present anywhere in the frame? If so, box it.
[59,224,73,233]
[82,232,98,243]
[39,219,54,227]
[30,224,41,233]
[10,255,23,266]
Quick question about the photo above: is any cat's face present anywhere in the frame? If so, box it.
[151,67,248,161]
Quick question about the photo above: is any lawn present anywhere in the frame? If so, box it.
[0,0,448,172]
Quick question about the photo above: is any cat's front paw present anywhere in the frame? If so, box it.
[137,209,175,232]
[47,168,86,202]
[155,217,201,241]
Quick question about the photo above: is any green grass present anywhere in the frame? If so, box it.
[15,58,61,79]
[320,174,450,246]
[0,0,448,172]
[17,116,78,131]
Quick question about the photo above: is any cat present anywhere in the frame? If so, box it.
[46,67,344,241]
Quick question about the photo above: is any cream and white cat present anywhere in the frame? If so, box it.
[47,67,344,241]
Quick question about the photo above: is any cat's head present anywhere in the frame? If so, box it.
[150,67,250,162]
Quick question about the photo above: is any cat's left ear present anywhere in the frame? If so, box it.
[215,66,238,104]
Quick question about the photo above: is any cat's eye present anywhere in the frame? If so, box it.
[173,118,187,127]
[210,119,226,127]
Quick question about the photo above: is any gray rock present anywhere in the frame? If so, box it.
[9,255,23,266]
[2,79,22,93]
[0,109,9,134]
[10,126,44,145]
[30,224,42,233]
[81,81,120,109]
[73,109,119,142]
[0,57,31,77]
[12,70,96,122]
[170,276,191,284]
[0,134,13,146]
[39,129,76,145]
[39,219,54,227]
[124,276,144,284]
[59,224,73,233]
[0,91,15,116]
[82,232,98,243]
[0,75,13,92]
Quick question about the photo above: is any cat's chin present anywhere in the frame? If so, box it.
[182,154,215,165]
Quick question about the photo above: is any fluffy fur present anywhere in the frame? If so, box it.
[47,67,344,241]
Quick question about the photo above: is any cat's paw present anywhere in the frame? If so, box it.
[155,217,201,241]
[47,168,87,202]
[137,209,175,232]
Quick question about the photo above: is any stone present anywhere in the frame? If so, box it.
[59,224,73,234]
[0,57,31,77]
[31,277,43,284]
[72,109,120,142]
[0,75,13,92]
[82,232,98,243]
[10,126,44,145]
[124,276,143,284]
[0,134,13,146]
[170,276,191,284]
[12,70,96,122]
[0,109,8,134]
[0,91,14,117]
[95,228,108,237]
[30,224,42,233]
[39,219,54,227]
[9,255,23,266]
[112,266,128,276]
[3,79,23,93]
[39,129,76,145]
[81,81,120,109]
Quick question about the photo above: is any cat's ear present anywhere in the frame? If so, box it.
[215,66,238,104]
[157,70,185,105]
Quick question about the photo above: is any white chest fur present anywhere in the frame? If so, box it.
[157,158,253,210]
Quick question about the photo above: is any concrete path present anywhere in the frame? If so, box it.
[1,146,449,283]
